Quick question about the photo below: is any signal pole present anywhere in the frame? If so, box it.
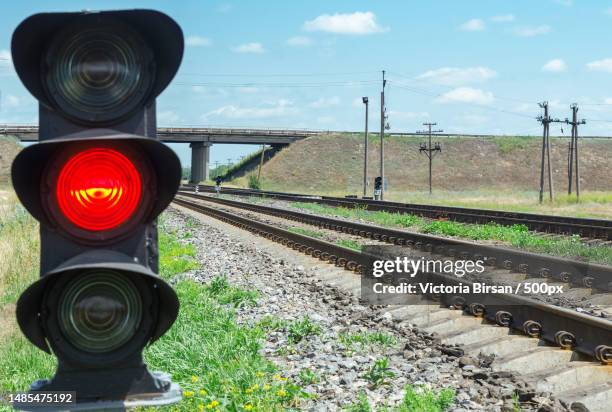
[537,102,562,203]
[417,123,443,194]
[564,104,586,200]
[380,70,387,200]
[362,96,369,197]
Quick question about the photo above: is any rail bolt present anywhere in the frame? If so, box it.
[337,258,347,266]
[523,320,542,337]
[503,260,513,270]
[594,345,612,364]
[539,268,551,278]
[518,263,529,274]
[468,303,486,317]
[494,311,513,327]
[321,252,330,260]
[582,277,594,288]
[559,272,571,283]
[346,261,358,271]
[425,243,434,252]
[554,331,576,349]
[451,296,466,310]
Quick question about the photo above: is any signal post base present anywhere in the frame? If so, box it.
[12,371,181,411]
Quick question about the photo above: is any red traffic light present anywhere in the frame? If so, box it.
[56,148,142,231]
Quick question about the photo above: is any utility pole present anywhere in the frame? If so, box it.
[417,123,443,194]
[536,102,562,203]
[227,158,232,167]
[362,96,369,197]
[564,104,586,200]
[379,70,388,200]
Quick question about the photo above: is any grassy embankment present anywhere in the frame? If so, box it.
[291,202,612,266]
[0,194,455,411]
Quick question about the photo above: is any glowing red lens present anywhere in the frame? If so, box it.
[56,148,142,231]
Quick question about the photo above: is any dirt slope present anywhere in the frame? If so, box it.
[257,133,612,193]
[0,137,21,185]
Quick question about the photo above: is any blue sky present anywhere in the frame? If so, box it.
[1,0,612,166]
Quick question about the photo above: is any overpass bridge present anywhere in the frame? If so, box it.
[0,125,323,182]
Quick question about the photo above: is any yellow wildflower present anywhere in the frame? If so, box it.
[244,404,253,411]
[183,390,194,397]
[263,384,271,391]
[272,374,282,381]
[199,389,207,396]
[250,384,259,390]
[198,405,205,412]
[191,376,199,383]
[206,400,220,409]
[255,372,265,377]
[276,389,287,397]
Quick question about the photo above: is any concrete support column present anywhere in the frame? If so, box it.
[189,142,212,183]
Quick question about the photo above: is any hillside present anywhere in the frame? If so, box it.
[251,133,612,195]
[0,137,21,185]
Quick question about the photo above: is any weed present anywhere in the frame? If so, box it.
[287,316,322,344]
[288,226,324,238]
[363,357,395,387]
[346,391,373,412]
[339,331,397,349]
[397,385,455,412]
[248,174,261,190]
[257,316,289,331]
[336,239,362,251]
[298,368,320,385]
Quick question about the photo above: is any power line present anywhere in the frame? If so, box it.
[174,80,380,88]
[178,70,379,78]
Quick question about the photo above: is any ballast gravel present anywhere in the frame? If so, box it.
[164,207,571,412]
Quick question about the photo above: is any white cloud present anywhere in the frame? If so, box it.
[203,99,298,120]
[0,49,11,62]
[3,94,21,108]
[158,110,181,124]
[185,36,212,47]
[459,18,485,31]
[604,97,612,104]
[586,58,612,73]
[542,59,566,72]
[513,25,551,37]
[237,87,259,94]
[436,87,494,105]
[490,14,515,23]
[417,67,497,86]
[192,85,206,93]
[286,36,312,46]
[309,96,340,108]
[231,42,265,53]
[388,110,429,120]
[606,7,612,16]
[303,11,387,35]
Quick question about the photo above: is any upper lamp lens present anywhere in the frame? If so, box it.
[44,20,154,124]
[56,148,143,232]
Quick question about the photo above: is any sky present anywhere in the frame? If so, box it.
[1,0,612,167]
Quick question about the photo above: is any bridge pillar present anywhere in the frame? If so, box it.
[190,142,211,183]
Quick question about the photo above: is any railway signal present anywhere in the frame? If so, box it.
[374,176,383,200]
[10,9,184,409]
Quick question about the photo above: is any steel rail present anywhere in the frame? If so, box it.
[177,191,612,292]
[183,184,612,240]
[172,196,612,364]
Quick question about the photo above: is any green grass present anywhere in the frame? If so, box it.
[0,210,308,411]
[287,226,324,238]
[345,386,455,412]
[492,136,532,154]
[0,194,56,401]
[287,316,322,344]
[339,331,397,349]
[291,202,612,266]
[336,239,362,252]
[362,357,395,388]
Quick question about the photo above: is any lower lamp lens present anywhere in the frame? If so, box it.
[58,271,142,353]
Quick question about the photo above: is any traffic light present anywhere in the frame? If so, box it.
[374,176,383,191]
[10,9,184,409]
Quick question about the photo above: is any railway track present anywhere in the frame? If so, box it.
[183,184,612,241]
[172,193,612,411]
